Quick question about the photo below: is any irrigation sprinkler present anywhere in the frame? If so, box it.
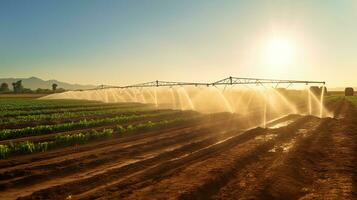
[52,76,328,128]
[212,77,325,87]
[86,77,325,90]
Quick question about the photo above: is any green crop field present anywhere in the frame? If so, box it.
[0,96,201,159]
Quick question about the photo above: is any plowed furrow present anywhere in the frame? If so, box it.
[211,117,326,200]
[74,117,309,199]
[15,124,267,200]
[112,116,319,200]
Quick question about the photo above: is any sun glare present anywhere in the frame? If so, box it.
[264,37,295,67]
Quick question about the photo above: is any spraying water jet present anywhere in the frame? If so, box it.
[42,77,327,119]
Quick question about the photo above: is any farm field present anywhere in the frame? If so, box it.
[3,1,357,199]
[0,95,356,200]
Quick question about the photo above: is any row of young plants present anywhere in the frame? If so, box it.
[0,117,198,159]
[0,110,184,140]
[0,99,102,111]
[0,102,149,117]
[0,107,154,127]
[0,128,115,159]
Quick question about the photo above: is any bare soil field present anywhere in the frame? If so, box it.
[0,97,356,199]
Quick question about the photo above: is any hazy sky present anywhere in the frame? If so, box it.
[1,0,357,87]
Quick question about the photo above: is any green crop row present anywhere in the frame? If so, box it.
[0,110,183,140]
[0,99,101,111]
[0,107,154,126]
[55,128,114,146]
[0,128,114,159]
[0,117,198,159]
[0,103,150,118]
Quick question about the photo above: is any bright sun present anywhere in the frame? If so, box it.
[264,37,295,66]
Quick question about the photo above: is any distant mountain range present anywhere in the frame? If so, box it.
[0,77,96,90]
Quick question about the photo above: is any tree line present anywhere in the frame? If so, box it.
[0,80,65,94]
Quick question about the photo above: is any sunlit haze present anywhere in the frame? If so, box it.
[1,0,357,88]
[264,37,295,67]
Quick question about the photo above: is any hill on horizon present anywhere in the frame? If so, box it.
[0,77,96,90]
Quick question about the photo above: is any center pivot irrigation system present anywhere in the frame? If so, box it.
[90,76,326,90]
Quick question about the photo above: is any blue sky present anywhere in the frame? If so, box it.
[1,0,357,87]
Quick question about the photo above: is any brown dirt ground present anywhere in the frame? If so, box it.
[0,99,356,200]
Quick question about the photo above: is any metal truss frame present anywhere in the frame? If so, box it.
[84,76,325,90]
